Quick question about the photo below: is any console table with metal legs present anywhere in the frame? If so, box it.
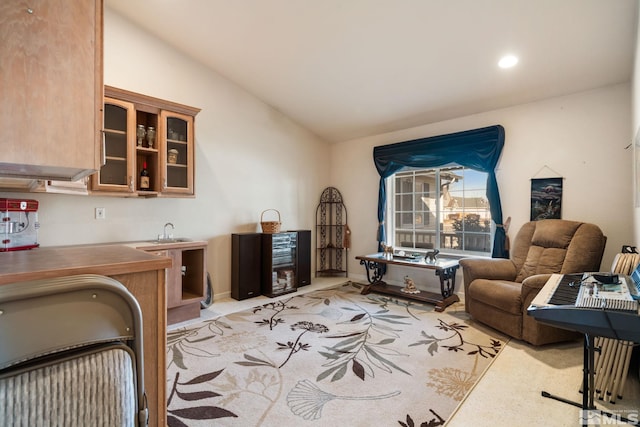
[355,253,460,312]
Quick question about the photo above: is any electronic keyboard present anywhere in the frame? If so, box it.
[527,273,640,343]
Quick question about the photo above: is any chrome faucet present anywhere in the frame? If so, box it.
[163,222,174,240]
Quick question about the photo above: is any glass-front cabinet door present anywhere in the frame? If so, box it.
[160,110,194,195]
[92,86,199,197]
[92,97,135,193]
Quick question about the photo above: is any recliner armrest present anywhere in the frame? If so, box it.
[520,273,553,308]
[459,258,518,313]
[459,258,517,284]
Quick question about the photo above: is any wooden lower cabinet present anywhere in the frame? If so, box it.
[110,270,167,427]
[167,246,206,324]
[0,245,171,427]
[141,241,207,325]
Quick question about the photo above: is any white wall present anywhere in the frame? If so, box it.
[333,84,632,292]
[0,9,331,299]
[2,8,634,300]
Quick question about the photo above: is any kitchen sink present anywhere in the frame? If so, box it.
[147,237,191,244]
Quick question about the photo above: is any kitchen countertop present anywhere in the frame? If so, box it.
[0,244,172,285]
[121,239,208,251]
[0,238,209,285]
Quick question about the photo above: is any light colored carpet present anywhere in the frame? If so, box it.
[448,339,640,427]
[166,282,508,426]
[174,278,640,426]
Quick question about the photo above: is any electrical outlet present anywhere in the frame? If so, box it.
[95,207,106,220]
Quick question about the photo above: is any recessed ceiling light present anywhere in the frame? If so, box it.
[498,55,518,69]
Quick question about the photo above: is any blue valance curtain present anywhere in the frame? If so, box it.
[373,124,508,258]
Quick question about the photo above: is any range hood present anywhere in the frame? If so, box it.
[0,162,96,182]
[0,164,93,195]
[0,178,40,192]
[0,177,89,195]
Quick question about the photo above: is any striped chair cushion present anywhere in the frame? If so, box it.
[0,345,136,427]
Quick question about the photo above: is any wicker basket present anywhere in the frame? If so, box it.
[260,209,281,233]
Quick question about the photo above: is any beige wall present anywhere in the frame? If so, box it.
[0,8,331,300]
[333,84,632,291]
[1,8,635,299]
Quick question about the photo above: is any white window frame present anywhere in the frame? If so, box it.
[387,166,493,257]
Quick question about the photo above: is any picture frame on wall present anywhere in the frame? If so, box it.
[530,177,563,221]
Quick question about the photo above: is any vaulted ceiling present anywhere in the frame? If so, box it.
[106,0,637,143]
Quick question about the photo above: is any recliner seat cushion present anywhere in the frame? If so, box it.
[468,279,522,315]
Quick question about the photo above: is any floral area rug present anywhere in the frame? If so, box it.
[166,282,508,427]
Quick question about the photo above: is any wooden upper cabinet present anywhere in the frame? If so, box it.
[160,110,195,195]
[0,0,103,181]
[91,86,200,197]
[91,97,136,193]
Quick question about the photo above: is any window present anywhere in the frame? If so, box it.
[389,166,492,255]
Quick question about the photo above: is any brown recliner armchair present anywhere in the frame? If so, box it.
[459,219,606,346]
